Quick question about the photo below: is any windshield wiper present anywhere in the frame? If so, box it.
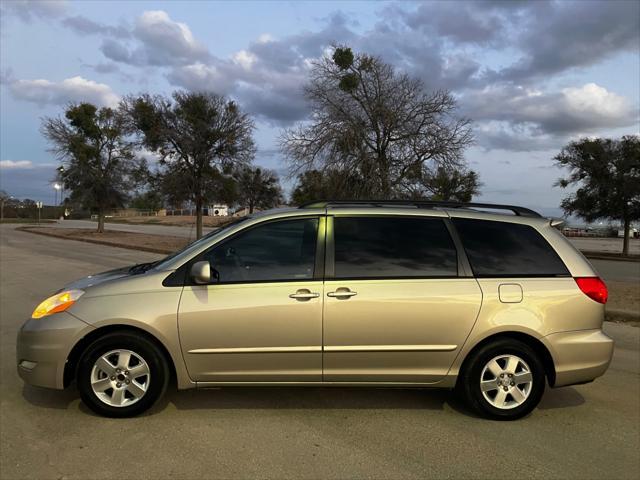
[128,261,158,274]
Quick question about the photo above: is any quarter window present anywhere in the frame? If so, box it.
[333,217,458,279]
[203,218,318,283]
[452,218,569,277]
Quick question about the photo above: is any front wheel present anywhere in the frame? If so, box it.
[458,338,546,420]
[77,332,169,417]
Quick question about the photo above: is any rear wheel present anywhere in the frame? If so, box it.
[77,332,169,417]
[458,338,546,420]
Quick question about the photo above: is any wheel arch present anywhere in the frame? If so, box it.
[456,332,556,387]
[64,325,179,388]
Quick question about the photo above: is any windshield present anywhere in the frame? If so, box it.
[152,217,250,271]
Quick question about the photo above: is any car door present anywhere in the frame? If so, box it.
[322,213,482,383]
[178,216,325,383]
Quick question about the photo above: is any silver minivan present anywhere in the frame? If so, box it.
[18,201,614,419]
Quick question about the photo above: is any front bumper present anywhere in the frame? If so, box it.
[545,329,614,387]
[16,312,93,389]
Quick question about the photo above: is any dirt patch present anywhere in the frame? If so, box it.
[18,227,188,254]
[606,280,640,324]
[105,215,237,227]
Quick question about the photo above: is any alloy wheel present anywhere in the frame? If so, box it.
[90,349,151,407]
[480,354,533,410]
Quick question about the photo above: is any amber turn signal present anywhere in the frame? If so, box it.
[31,290,85,319]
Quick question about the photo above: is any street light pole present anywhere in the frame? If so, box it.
[53,183,61,213]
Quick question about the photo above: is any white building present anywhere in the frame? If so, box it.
[207,205,229,216]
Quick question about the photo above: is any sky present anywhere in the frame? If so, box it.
[0,0,639,216]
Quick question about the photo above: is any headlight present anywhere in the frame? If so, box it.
[31,290,85,319]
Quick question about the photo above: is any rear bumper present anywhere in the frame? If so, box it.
[545,329,614,387]
[16,312,92,389]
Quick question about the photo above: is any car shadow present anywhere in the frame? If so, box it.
[161,386,452,411]
[22,383,80,410]
[22,383,586,418]
[537,386,585,409]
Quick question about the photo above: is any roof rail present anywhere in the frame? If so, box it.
[298,200,542,218]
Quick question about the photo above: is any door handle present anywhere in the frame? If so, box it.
[289,289,320,300]
[327,288,357,298]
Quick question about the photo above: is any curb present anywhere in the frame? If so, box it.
[605,309,640,324]
[582,251,640,262]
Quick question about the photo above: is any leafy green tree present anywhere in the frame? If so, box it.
[42,103,145,232]
[281,46,473,198]
[234,166,283,213]
[408,166,481,202]
[125,91,255,238]
[555,135,640,255]
[290,169,366,205]
[129,190,164,211]
[0,190,10,222]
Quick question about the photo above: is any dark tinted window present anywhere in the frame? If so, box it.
[204,218,318,283]
[333,217,457,279]
[452,218,569,277]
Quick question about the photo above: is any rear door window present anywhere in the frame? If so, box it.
[333,217,458,279]
[452,218,569,277]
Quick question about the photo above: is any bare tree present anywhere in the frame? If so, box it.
[281,46,473,198]
[125,91,255,238]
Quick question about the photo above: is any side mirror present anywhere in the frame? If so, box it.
[190,261,211,285]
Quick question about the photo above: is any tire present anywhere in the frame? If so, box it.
[77,331,169,418]
[457,338,546,420]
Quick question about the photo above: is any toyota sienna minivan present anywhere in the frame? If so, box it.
[17,201,614,419]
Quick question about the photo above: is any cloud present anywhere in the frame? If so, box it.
[61,15,130,38]
[466,83,639,151]
[466,83,638,134]
[100,10,210,66]
[84,62,120,74]
[393,1,640,89]
[1,0,67,23]
[56,2,640,137]
[8,76,120,107]
[0,160,34,169]
[481,1,640,83]
[0,68,15,84]
[0,162,58,202]
[399,1,507,46]
[100,39,133,64]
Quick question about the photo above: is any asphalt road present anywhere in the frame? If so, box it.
[591,258,640,283]
[1,225,639,479]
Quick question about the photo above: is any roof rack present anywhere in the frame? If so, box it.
[298,200,542,218]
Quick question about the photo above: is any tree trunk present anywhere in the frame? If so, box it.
[195,195,203,239]
[97,211,105,233]
[622,216,630,256]
[249,199,254,214]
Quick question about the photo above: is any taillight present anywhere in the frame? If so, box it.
[574,277,608,304]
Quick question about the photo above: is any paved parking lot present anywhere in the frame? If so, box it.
[1,225,639,479]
